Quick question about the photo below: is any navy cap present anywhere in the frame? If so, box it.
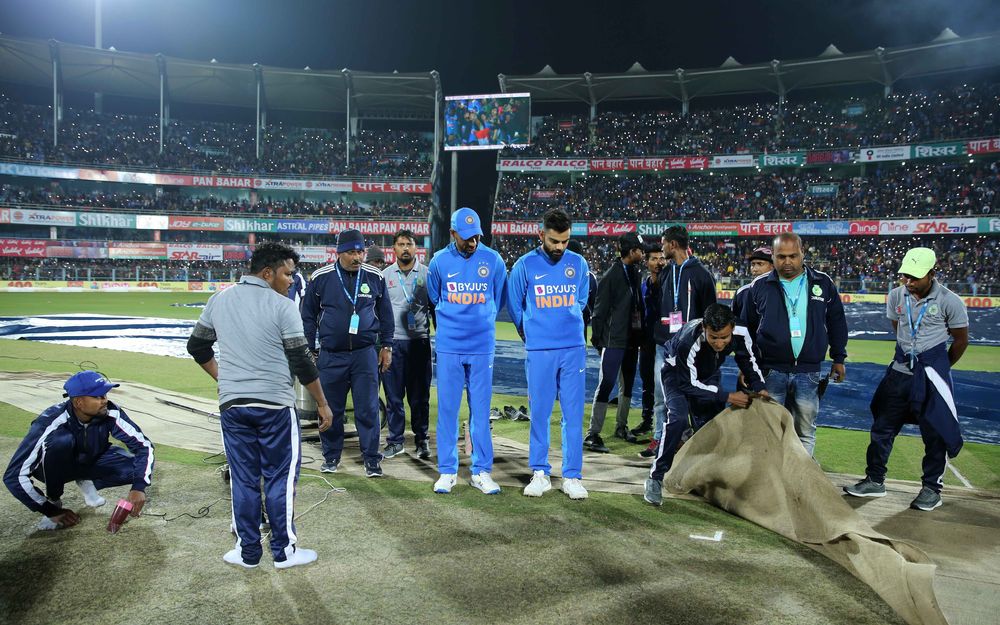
[450,207,483,240]
[63,371,119,398]
[336,229,366,253]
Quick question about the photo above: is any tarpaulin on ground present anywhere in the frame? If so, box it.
[665,401,948,625]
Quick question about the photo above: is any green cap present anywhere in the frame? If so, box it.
[898,247,936,279]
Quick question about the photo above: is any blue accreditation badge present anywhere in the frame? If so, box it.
[348,313,360,335]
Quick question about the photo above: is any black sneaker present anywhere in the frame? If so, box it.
[489,407,503,421]
[517,405,530,421]
[415,440,431,460]
[503,405,519,420]
[365,461,383,478]
[584,433,610,453]
[910,487,942,511]
[639,439,659,458]
[630,417,653,437]
[614,425,638,444]
[382,442,405,459]
[320,459,340,473]
[843,477,886,498]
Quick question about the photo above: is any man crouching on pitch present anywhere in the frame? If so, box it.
[187,241,333,569]
[643,304,768,506]
[3,370,154,530]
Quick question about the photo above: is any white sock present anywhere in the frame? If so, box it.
[76,480,106,507]
[37,516,60,531]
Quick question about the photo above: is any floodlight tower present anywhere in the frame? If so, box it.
[94,0,103,113]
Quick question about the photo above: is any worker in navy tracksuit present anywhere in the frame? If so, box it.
[732,246,773,393]
[507,209,591,500]
[844,248,969,511]
[427,207,507,495]
[286,270,306,307]
[739,233,848,457]
[643,305,766,506]
[302,229,394,477]
[4,370,154,530]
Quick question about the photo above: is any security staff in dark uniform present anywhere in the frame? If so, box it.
[302,229,394,477]
[567,239,597,343]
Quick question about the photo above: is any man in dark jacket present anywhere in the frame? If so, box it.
[634,244,666,446]
[585,233,645,452]
[302,229,395,477]
[3,371,153,531]
[643,304,767,505]
[568,239,597,344]
[644,226,717,459]
[739,232,847,456]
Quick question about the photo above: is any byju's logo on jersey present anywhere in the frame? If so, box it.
[446,281,489,304]
[534,284,577,309]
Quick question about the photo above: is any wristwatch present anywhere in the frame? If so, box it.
[381,346,392,352]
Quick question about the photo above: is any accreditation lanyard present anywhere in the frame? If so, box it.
[397,266,418,331]
[671,258,691,312]
[336,264,362,335]
[904,294,929,369]
[782,275,806,338]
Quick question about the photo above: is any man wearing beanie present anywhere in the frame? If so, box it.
[427,207,507,495]
[302,229,395,478]
[731,246,773,319]
[845,247,969,511]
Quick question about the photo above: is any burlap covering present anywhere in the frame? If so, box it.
[663,399,948,625]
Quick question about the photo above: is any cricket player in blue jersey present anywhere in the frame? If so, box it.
[507,209,590,500]
[427,207,507,495]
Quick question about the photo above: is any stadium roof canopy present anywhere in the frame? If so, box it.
[0,35,441,119]
[497,29,1000,108]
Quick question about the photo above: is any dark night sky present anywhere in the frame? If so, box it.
[2,0,1000,210]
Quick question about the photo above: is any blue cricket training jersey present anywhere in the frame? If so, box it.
[427,242,507,355]
[507,247,589,351]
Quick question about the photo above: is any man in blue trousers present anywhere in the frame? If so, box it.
[302,229,395,478]
[187,241,333,569]
[4,370,154,531]
[427,207,507,495]
[507,209,590,500]
[844,248,968,511]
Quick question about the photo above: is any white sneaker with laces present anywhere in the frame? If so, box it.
[433,473,458,494]
[223,548,258,569]
[76,479,106,507]
[37,516,60,531]
[522,470,552,497]
[561,478,589,500]
[274,547,318,569]
[470,471,501,495]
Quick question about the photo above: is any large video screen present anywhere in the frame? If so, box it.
[444,93,531,151]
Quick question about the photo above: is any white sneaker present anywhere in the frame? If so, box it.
[433,473,457,494]
[561,478,589,500]
[37,516,60,531]
[76,480,106,507]
[223,548,258,568]
[275,547,318,569]
[522,470,552,497]
[470,471,501,495]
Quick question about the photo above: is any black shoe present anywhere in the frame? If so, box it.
[365,461,383,478]
[614,426,638,444]
[515,405,530,421]
[584,433,610,453]
[630,418,653,437]
[503,405,519,420]
[416,440,431,460]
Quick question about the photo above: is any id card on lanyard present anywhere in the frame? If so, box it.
[904,294,929,369]
[668,259,690,332]
[397,267,417,331]
[337,264,362,335]
[784,276,805,338]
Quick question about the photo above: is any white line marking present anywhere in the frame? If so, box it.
[947,460,973,489]
[689,530,724,542]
